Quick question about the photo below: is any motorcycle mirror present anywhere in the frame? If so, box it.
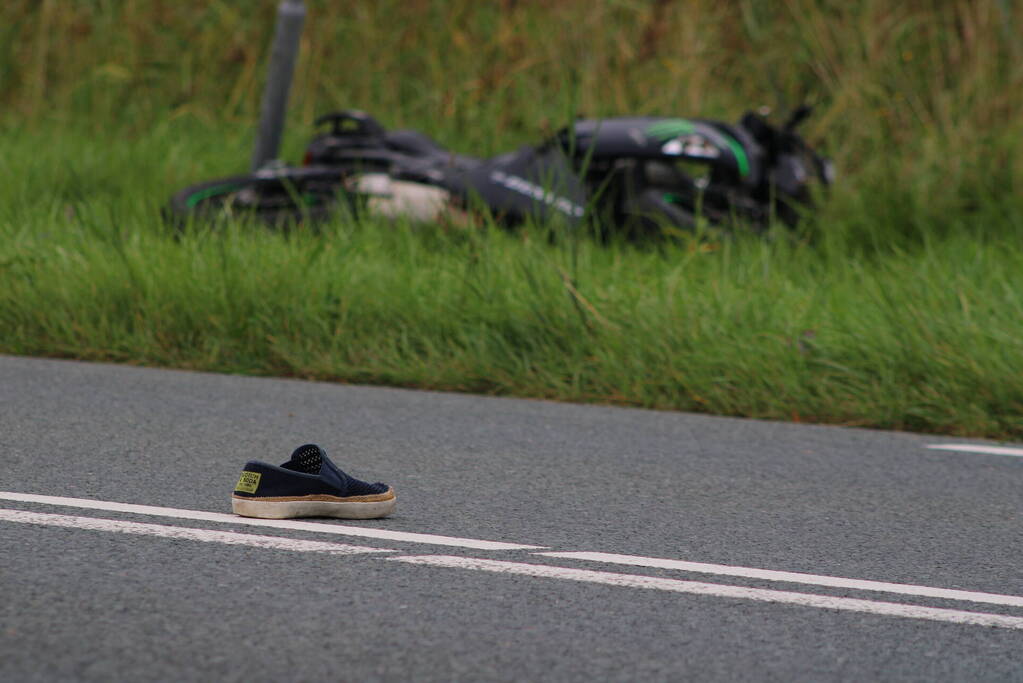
[784,105,813,132]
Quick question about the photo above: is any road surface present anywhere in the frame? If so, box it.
[1,355,1021,681]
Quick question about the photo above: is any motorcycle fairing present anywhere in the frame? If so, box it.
[442,145,589,225]
[559,117,761,187]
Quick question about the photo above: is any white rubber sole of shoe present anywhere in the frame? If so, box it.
[231,489,396,520]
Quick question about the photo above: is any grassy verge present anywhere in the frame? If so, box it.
[1,1,1021,438]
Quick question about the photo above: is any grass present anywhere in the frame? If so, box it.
[1,1,1021,438]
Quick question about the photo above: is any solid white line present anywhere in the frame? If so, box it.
[390,556,1023,630]
[537,552,1023,609]
[0,508,390,555]
[0,492,542,551]
[927,444,1023,457]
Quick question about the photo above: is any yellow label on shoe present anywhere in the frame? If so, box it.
[235,471,261,494]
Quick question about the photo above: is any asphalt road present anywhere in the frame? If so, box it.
[1,355,1021,681]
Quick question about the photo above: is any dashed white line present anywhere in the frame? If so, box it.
[390,555,1023,630]
[0,508,391,555]
[537,551,1023,608]
[927,444,1023,457]
[0,492,542,551]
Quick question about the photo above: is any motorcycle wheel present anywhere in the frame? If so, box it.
[167,167,350,228]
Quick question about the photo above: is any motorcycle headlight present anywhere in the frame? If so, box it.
[775,155,809,199]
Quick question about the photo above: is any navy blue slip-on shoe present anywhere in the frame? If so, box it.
[231,444,396,519]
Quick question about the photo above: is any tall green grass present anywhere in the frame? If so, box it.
[1,1,1021,437]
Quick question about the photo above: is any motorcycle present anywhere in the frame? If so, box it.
[168,105,832,236]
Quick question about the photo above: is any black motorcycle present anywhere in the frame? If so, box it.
[169,106,832,236]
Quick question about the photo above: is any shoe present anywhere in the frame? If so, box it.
[231,444,396,519]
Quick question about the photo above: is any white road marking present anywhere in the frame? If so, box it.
[927,444,1023,457]
[6,491,1023,630]
[0,508,391,555]
[0,492,542,551]
[390,556,1023,630]
[538,552,1023,608]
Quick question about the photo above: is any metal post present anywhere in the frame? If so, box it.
[251,0,306,172]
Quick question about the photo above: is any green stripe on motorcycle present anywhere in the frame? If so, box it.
[720,136,750,178]
[646,119,696,139]
[185,183,245,208]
